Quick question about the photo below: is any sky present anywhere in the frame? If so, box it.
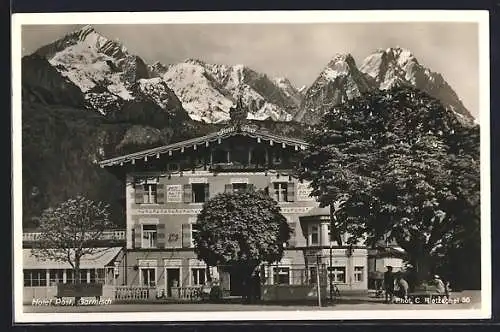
[21,23,479,119]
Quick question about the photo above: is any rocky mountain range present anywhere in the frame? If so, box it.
[296,48,475,124]
[26,25,475,126]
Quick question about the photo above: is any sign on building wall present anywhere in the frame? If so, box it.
[189,178,208,184]
[230,178,249,184]
[296,182,315,201]
[166,185,183,202]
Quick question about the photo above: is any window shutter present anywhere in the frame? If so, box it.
[182,224,191,248]
[183,184,192,203]
[134,183,144,204]
[287,182,295,202]
[224,184,233,193]
[204,183,210,200]
[134,224,142,249]
[157,223,166,248]
[156,184,165,204]
[288,222,297,247]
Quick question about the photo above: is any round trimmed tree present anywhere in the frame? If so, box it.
[193,190,291,295]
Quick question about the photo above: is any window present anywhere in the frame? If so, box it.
[327,224,334,242]
[66,270,75,284]
[140,268,156,287]
[354,266,364,282]
[191,268,206,286]
[309,266,318,284]
[143,183,157,204]
[273,267,290,285]
[232,183,248,193]
[79,269,88,283]
[309,225,320,246]
[190,223,199,248]
[90,269,105,284]
[273,182,288,202]
[142,224,158,248]
[192,183,209,203]
[24,270,47,287]
[328,266,346,283]
[23,271,30,287]
[49,270,63,286]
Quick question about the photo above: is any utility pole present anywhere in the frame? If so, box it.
[329,198,348,304]
[329,237,333,303]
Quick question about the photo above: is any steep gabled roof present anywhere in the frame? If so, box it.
[99,124,309,168]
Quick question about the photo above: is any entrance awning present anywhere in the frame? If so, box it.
[23,247,122,270]
[299,206,330,222]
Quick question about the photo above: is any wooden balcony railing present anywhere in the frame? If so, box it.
[114,286,157,301]
[114,286,203,302]
[23,230,126,243]
[171,286,203,300]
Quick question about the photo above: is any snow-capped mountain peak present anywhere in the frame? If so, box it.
[359,47,474,123]
[148,61,168,77]
[295,53,372,123]
[162,60,301,123]
[33,25,183,117]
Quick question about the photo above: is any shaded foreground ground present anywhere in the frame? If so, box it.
[24,291,481,313]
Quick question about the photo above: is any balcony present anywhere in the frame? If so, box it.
[22,229,126,248]
[209,162,295,173]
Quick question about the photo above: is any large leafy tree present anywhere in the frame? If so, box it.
[194,190,291,290]
[298,86,480,286]
[32,195,116,302]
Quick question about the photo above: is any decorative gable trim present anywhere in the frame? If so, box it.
[98,125,308,168]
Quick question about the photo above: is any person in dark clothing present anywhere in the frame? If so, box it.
[383,266,395,303]
[252,271,261,302]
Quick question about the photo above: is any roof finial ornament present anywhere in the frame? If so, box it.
[229,87,248,127]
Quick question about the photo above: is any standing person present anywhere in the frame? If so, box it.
[383,266,395,303]
[434,275,446,294]
[396,274,409,300]
[252,271,261,302]
[445,280,451,300]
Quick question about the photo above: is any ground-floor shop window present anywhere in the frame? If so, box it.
[66,270,75,284]
[49,270,63,285]
[79,269,89,283]
[140,268,156,287]
[328,266,346,283]
[309,266,318,284]
[354,266,364,282]
[24,269,47,287]
[191,268,206,286]
[90,268,106,284]
[273,267,290,285]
